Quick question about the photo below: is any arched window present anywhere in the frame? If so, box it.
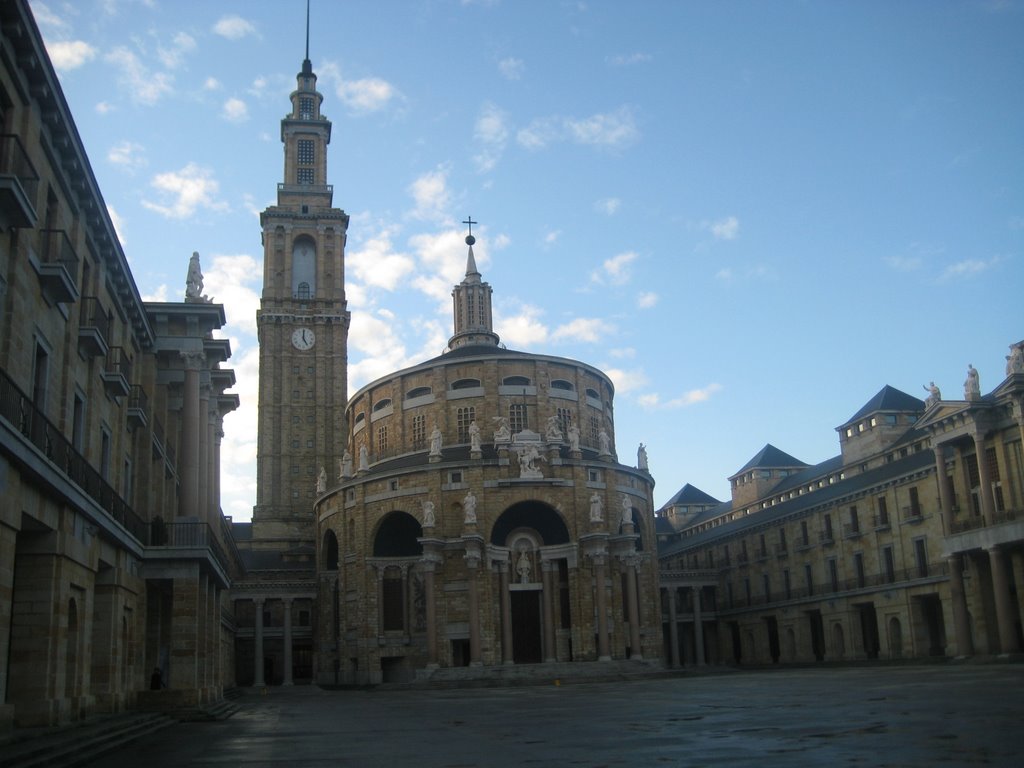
[585,388,600,399]
[550,379,574,391]
[405,386,431,400]
[372,399,393,412]
[322,530,339,571]
[502,375,530,386]
[354,412,365,425]
[451,378,481,390]
[292,238,315,297]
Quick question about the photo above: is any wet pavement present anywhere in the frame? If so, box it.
[86,664,1024,767]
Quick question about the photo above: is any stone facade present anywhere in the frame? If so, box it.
[0,0,240,728]
[658,354,1024,666]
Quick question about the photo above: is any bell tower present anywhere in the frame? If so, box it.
[252,26,350,549]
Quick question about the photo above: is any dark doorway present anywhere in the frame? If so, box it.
[806,610,825,661]
[511,590,543,663]
[764,616,780,663]
[728,621,742,663]
[915,594,947,656]
[857,603,880,659]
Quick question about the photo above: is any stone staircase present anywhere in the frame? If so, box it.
[0,712,174,768]
[400,658,678,689]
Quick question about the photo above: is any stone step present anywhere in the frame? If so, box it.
[0,712,174,768]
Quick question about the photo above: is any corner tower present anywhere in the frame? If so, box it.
[448,219,499,351]
[253,38,350,549]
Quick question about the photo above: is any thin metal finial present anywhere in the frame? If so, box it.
[305,0,311,61]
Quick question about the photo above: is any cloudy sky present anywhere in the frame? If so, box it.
[32,0,1022,521]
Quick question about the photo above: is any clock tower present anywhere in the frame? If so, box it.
[252,46,350,549]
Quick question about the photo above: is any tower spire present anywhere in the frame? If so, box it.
[449,217,499,351]
[302,0,312,76]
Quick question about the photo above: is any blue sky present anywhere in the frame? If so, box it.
[32,0,1022,521]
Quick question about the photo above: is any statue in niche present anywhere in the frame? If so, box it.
[964,364,981,400]
[568,423,580,452]
[620,494,633,526]
[429,425,443,456]
[589,492,604,523]
[516,443,546,479]
[637,442,648,470]
[463,490,477,524]
[340,450,352,478]
[1007,344,1024,375]
[316,466,326,494]
[421,499,435,527]
[469,420,481,452]
[516,545,532,584]
[545,414,563,442]
[358,444,369,471]
[922,381,941,408]
[493,416,511,443]
[184,251,210,302]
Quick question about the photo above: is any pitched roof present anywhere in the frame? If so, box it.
[732,444,807,476]
[843,385,925,425]
[663,483,721,508]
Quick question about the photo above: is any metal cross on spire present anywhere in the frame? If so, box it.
[462,216,478,246]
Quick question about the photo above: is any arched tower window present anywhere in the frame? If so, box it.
[292,237,316,298]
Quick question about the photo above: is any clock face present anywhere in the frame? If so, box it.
[291,327,315,350]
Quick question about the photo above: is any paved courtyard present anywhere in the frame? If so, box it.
[87,664,1023,767]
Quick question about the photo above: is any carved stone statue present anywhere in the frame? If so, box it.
[421,499,435,527]
[923,381,941,408]
[358,444,369,471]
[493,416,511,443]
[620,494,633,526]
[184,251,210,302]
[516,443,546,479]
[463,490,477,524]
[545,414,563,442]
[429,425,443,456]
[589,492,604,523]
[598,428,611,456]
[637,442,648,470]
[964,364,981,401]
[1007,343,1024,375]
[568,423,580,452]
[516,546,532,584]
[340,450,353,478]
[469,420,481,452]
[316,466,326,494]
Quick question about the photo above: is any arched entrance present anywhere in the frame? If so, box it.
[491,502,570,664]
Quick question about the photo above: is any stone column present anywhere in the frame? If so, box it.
[198,382,210,524]
[206,409,217,525]
[422,562,438,668]
[213,415,224,518]
[947,554,974,656]
[666,587,680,668]
[594,555,611,661]
[402,565,412,640]
[253,598,265,687]
[499,563,514,665]
[178,351,204,518]
[933,443,954,532]
[375,567,385,638]
[988,547,1021,653]
[542,560,557,663]
[692,586,705,665]
[973,431,996,524]
[625,558,643,660]
[465,551,482,666]
[282,598,294,685]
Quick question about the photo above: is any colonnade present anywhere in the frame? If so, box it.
[662,584,708,667]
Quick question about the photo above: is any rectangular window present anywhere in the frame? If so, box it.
[297,167,314,185]
[914,538,928,578]
[762,573,770,602]
[849,505,859,534]
[557,407,572,438]
[297,139,315,165]
[382,572,404,631]
[783,569,792,600]
[908,487,921,517]
[828,559,839,592]
[509,403,527,434]
[122,457,133,502]
[854,552,865,588]
[72,392,85,452]
[100,427,111,481]
[32,342,49,410]
[457,406,475,443]
[804,564,813,596]
[377,425,388,455]
[412,414,426,450]
[800,521,809,546]
[589,415,600,447]
[822,514,833,541]
[883,546,896,583]
[876,495,889,527]
[299,97,314,119]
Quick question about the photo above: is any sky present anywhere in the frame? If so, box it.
[31,0,1023,522]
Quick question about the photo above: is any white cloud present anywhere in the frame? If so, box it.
[608,52,652,66]
[551,317,615,344]
[107,204,126,248]
[204,77,221,91]
[498,57,524,80]
[543,230,561,246]
[203,254,262,336]
[31,2,70,33]
[884,255,923,272]
[337,77,397,113]
[157,31,196,70]
[107,140,146,172]
[141,284,168,302]
[609,347,635,359]
[710,215,739,240]
[47,40,97,72]
[637,291,658,309]
[473,103,509,172]
[495,304,549,348]
[95,101,113,114]
[141,162,227,219]
[408,226,492,303]
[219,344,260,520]
[222,97,249,122]
[604,367,648,394]
[248,76,267,97]
[641,383,723,409]
[940,256,1004,281]
[517,107,638,150]
[213,15,258,40]
[105,47,173,105]
[595,197,621,215]
[348,311,414,390]
[408,168,451,223]
[592,250,638,285]
[347,228,416,290]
